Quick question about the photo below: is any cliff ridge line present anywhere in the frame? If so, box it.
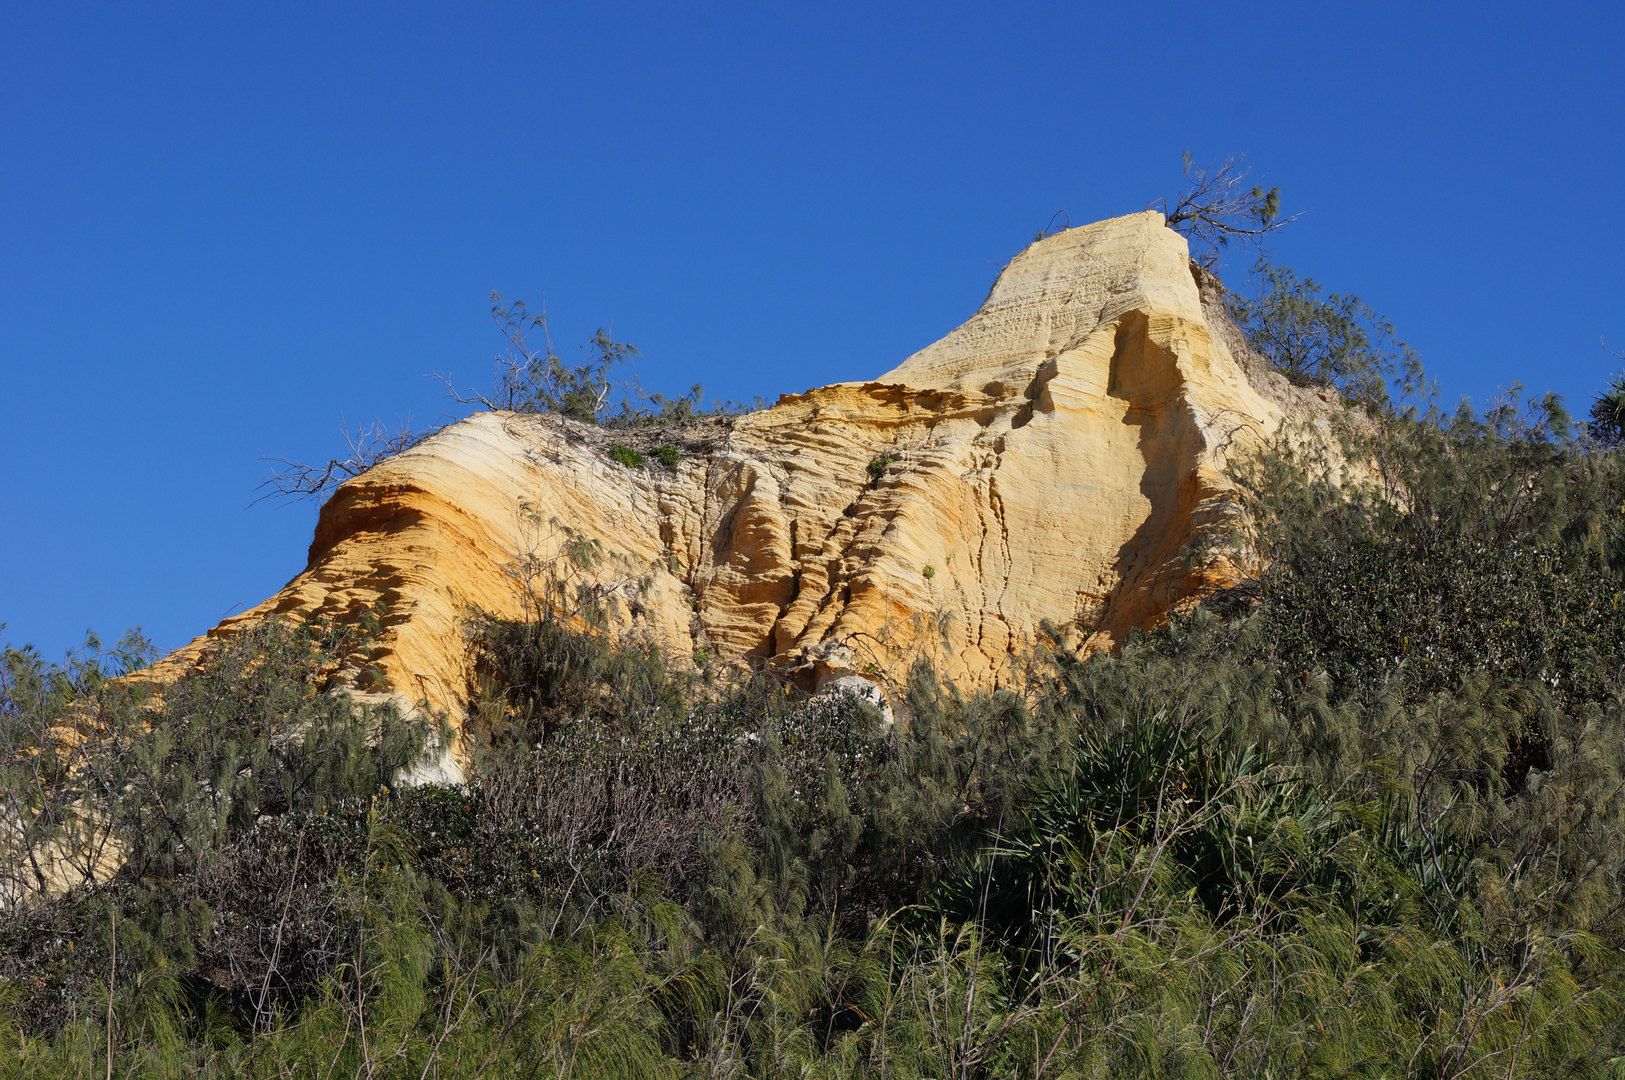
[143,211,1336,765]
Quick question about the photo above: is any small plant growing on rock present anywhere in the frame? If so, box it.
[651,444,682,466]
[438,294,638,422]
[608,443,646,467]
[922,564,936,580]
[868,455,897,478]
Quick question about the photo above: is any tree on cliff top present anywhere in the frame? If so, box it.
[438,293,754,428]
[1153,151,1298,268]
[440,293,639,422]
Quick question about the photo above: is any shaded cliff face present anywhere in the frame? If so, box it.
[145,211,1329,746]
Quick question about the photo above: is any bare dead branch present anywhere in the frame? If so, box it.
[254,417,429,505]
[1150,151,1300,268]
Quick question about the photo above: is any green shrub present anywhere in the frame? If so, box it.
[1589,371,1625,447]
[0,615,432,1036]
[449,294,760,429]
[650,444,681,466]
[468,294,640,423]
[607,443,645,467]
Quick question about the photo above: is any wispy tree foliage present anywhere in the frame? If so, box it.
[1227,263,1424,408]
[439,294,640,421]
[436,292,755,428]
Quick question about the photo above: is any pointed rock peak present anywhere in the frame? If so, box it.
[878,211,1202,395]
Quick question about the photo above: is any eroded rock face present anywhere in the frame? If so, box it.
[146,211,1331,751]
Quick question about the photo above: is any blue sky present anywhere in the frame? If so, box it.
[3,1,1622,661]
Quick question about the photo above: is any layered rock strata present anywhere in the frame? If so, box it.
[146,211,1332,756]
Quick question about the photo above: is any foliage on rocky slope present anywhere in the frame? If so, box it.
[9,385,1625,1074]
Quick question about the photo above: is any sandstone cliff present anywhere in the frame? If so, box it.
[145,211,1333,761]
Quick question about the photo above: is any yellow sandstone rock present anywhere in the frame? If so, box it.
[144,211,1334,761]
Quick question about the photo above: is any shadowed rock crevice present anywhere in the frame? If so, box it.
[1091,311,1210,643]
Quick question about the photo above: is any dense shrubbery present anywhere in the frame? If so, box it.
[12,588,1625,1074]
[0,616,432,1038]
[14,404,1625,1076]
[18,334,1625,1073]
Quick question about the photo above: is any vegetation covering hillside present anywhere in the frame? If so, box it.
[8,201,1625,1073]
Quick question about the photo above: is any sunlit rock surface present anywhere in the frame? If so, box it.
[145,211,1334,755]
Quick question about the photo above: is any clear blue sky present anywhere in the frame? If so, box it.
[3,1,1622,661]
